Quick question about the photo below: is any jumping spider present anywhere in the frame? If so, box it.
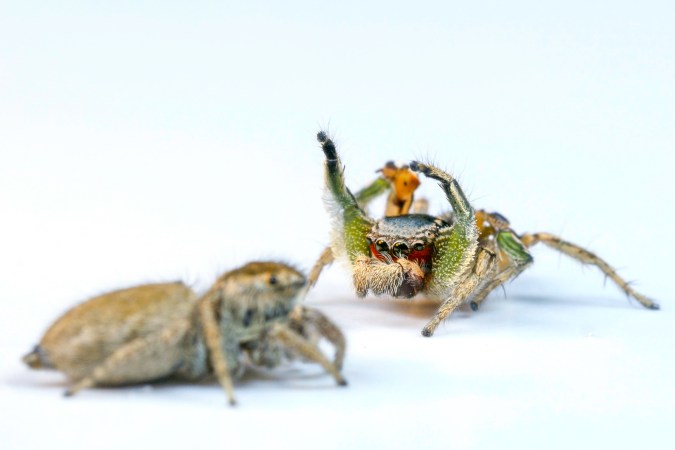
[24,261,347,405]
[310,131,659,337]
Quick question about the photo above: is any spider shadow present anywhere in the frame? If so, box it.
[374,297,474,319]
[316,295,476,333]
[5,370,70,390]
[491,291,638,310]
[11,356,340,390]
[314,287,641,336]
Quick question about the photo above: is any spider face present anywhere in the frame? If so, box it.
[366,214,450,276]
[216,262,307,333]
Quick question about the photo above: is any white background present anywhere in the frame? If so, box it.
[1,1,674,449]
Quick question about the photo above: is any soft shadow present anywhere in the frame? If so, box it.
[505,292,633,309]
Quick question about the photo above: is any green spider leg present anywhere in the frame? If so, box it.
[354,177,390,209]
[307,133,392,290]
[317,131,375,261]
[520,232,659,310]
[409,162,482,336]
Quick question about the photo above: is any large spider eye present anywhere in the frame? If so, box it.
[375,240,389,253]
[413,242,425,252]
[268,275,278,285]
[393,242,409,257]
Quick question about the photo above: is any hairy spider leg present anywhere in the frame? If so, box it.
[317,131,375,263]
[306,247,336,291]
[409,162,481,336]
[520,232,659,310]
[268,322,347,386]
[198,288,239,405]
[469,211,659,311]
[290,306,347,370]
[306,176,389,291]
[308,132,382,295]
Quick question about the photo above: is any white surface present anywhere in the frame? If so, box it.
[1,1,674,449]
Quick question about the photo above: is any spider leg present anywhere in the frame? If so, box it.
[306,174,392,293]
[422,247,497,336]
[306,247,335,291]
[64,319,192,397]
[289,306,346,370]
[317,132,376,268]
[409,162,481,336]
[198,292,238,405]
[409,163,479,295]
[520,232,659,310]
[269,322,347,386]
[409,162,475,224]
[469,230,534,311]
[354,176,391,208]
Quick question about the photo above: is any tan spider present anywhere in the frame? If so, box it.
[309,131,659,337]
[24,261,346,405]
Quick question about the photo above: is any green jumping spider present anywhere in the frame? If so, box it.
[309,131,659,337]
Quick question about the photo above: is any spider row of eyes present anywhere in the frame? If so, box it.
[366,237,426,256]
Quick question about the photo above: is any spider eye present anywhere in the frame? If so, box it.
[393,242,409,257]
[268,275,278,285]
[413,243,425,252]
[376,240,389,253]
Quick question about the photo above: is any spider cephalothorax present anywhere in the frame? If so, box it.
[368,215,447,266]
[362,214,450,298]
[310,131,658,337]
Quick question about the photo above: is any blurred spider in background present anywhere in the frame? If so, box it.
[25,261,346,405]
